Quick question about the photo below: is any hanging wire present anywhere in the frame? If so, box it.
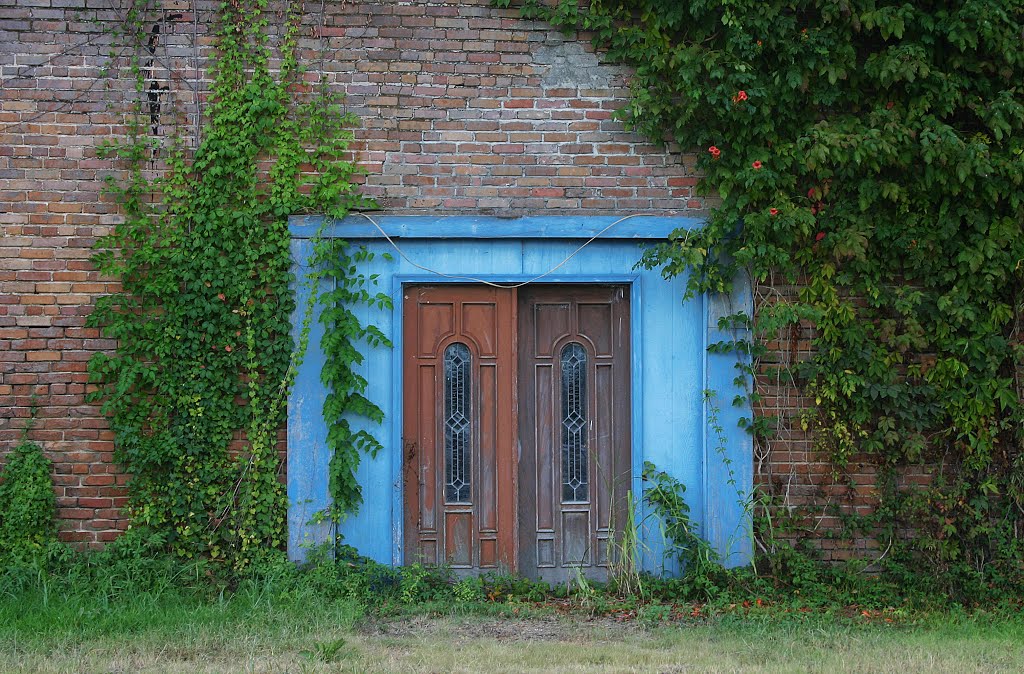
[351,212,692,288]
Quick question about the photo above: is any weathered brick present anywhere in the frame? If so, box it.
[0,0,720,550]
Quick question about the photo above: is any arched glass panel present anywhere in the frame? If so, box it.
[444,342,471,502]
[560,342,588,502]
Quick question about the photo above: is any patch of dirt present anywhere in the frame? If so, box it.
[359,614,642,644]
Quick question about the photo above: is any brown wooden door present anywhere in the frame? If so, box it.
[403,284,630,580]
[402,286,517,571]
[517,285,631,582]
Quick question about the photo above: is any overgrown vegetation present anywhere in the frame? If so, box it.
[0,439,63,565]
[0,431,999,626]
[4,545,1023,673]
[2,0,1019,620]
[0,440,1021,671]
[85,0,382,568]
[501,0,1024,598]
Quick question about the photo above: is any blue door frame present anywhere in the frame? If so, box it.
[287,215,753,574]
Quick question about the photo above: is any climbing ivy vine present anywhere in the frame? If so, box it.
[88,0,381,567]
[314,242,392,521]
[507,0,1024,595]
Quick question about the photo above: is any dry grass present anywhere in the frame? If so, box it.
[4,612,1024,673]
[345,614,1024,674]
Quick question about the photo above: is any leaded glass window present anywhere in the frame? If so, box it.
[444,342,471,502]
[561,342,588,502]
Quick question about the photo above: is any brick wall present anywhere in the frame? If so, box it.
[317,1,706,214]
[0,0,709,546]
[2,0,899,560]
[751,282,937,563]
[0,0,141,546]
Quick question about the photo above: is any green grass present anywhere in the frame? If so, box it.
[3,586,1023,673]
[2,545,1021,673]
[0,582,363,673]
[349,615,1024,673]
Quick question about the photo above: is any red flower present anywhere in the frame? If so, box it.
[732,90,748,103]
[217,293,226,301]
[224,345,233,352]
[769,208,779,216]
[752,160,763,169]
[815,232,826,241]
[708,145,721,160]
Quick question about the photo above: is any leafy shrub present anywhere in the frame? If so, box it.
[642,461,731,599]
[0,441,64,564]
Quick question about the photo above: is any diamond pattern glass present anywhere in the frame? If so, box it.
[561,342,588,502]
[444,342,471,502]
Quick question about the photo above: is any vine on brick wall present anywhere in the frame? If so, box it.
[88,0,381,567]
[508,0,1024,595]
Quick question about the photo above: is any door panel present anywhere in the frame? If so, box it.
[517,285,631,582]
[403,283,630,580]
[402,286,517,571]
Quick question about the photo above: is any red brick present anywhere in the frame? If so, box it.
[0,0,717,551]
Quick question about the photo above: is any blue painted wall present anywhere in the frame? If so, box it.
[287,216,752,573]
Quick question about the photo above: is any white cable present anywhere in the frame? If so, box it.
[351,212,689,288]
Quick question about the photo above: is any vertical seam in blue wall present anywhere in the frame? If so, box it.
[701,290,710,541]
[629,275,644,567]
[390,276,405,566]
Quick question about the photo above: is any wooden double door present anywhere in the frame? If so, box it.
[403,285,631,582]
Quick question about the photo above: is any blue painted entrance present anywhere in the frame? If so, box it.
[287,215,752,574]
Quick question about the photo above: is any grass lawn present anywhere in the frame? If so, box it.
[2,588,1023,674]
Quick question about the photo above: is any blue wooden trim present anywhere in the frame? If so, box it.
[700,289,709,545]
[289,214,703,240]
[286,231,754,573]
[287,238,334,560]
[704,272,755,567]
[392,274,640,284]
[390,275,405,567]
[629,277,645,564]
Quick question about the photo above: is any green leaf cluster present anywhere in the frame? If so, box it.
[312,242,392,519]
[88,0,377,567]
[0,440,62,563]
